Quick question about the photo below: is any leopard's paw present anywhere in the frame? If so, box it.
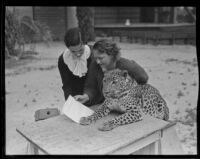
[79,117,92,125]
[98,121,117,131]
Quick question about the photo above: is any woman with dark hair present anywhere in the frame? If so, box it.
[58,27,92,105]
[74,39,149,106]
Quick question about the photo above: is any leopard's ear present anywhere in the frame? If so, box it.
[122,70,128,78]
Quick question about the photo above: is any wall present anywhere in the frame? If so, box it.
[94,7,140,25]
[34,7,66,40]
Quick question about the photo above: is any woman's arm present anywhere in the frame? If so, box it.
[117,57,148,84]
[58,54,72,100]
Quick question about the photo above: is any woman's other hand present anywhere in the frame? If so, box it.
[74,94,89,104]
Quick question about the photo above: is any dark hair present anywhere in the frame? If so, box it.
[93,39,121,61]
[64,27,82,47]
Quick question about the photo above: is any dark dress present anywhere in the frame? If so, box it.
[58,52,92,102]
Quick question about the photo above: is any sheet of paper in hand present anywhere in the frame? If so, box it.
[61,95,94,123]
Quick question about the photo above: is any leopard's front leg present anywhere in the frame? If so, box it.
[98,109,143,131]
[79,99,112,125]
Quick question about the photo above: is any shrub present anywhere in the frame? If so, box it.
[20,16,53,44]
[5,7,21,57]
[76,7,95,44]
[5,7,53,59]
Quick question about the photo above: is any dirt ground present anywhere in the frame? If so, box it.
[5,42,198,154]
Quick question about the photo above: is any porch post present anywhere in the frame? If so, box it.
[169,7,176,23]
[154,7,159,23]
[32,7,35,20]
[173,7,177,23]
[67,7,78,29]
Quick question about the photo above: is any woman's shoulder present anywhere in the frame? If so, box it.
[84,44,90,50]
[84,44,91,54]
[83,44,91,60]
[118,57,134,64]
[58,52,64,62]
[117,57,138,69]
[58,52,70,70]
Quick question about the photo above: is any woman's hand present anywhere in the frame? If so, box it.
[74,94,89,104]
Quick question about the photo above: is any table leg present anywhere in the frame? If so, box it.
[154,139,162,154]
[26,142,39,154]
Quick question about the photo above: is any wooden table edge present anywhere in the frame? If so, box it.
[16,128,49,154]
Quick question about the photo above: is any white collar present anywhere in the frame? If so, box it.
[63,45,91,77]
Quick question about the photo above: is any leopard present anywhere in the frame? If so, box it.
[80,68,169,131]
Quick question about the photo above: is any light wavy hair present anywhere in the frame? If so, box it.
[93,39,121,61]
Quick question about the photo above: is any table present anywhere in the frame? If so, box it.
[16,108,180,155]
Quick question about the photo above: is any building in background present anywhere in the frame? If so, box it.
[94,7,177,24]
[13,7,180,40]
[12,6,195,43]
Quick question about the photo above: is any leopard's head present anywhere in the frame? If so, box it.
[102,69,137,98]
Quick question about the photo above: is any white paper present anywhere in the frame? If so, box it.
[61,95,94,123]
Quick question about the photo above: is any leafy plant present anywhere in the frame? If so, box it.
[76,7,95,44]
[5,7,21,58]
[20,16,53,45]
[5,7,53,60]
